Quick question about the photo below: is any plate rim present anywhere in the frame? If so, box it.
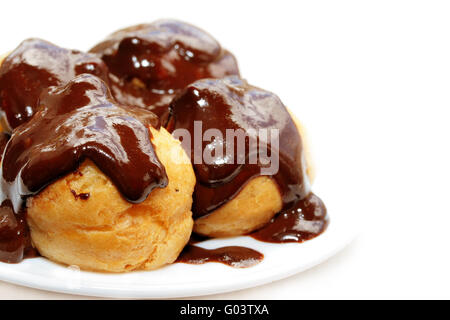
[0,216,357,298]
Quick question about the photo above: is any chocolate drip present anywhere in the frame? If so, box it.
[0,39,110,131]
[167,76,310,218]
[178,192,327,267]
[70,190,90,201]
[251,192,328,243]
[178,193,328,267]
[176,245,263,268]
[0,74,168,262]
[0,201,36,263]
[90,20,240,122]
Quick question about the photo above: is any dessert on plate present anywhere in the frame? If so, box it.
[0,19,328,272]
[167,77,322,239]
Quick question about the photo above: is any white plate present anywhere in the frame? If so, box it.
[0,182,357,299]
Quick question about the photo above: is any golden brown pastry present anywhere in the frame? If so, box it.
[193,118,314,238]
[0,51,196,271]
[27,127,195,272]
[193,176,283,237]
[168,77,314,238]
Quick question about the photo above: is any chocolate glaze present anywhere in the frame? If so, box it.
[179,192,328,266]
[0,201,36,263]
[187,233,211,245]
[176,244,263,268]
[0,39,110,131]
[0,74,168,262]
[0,24,328,267]
[251,192,328,243]
[90,20,240,122]
[168,76,328,257]
[167,76,311,219]
[0,133,8,163]
[70,190,90,201]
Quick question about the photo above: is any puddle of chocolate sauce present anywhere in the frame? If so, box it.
[251,192,328,243]
[176,192,328,268]
[176,244,263,268]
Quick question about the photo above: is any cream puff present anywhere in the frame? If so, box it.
[167,76,314,237]
[89,19,240,122]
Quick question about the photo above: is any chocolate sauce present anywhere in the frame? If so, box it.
[251,192,328,243]
[168,76,328,257]
[90,20,240,122]
[0,74,168,262]
[70,190,90,201]
[0,25,328,267]
[187,233,211,245]
[176,244,263,268]
[0,202,33,263]
[178,192,328,267]
[0,133,8,162]
[0,39,110,131]
[167,76,311,219]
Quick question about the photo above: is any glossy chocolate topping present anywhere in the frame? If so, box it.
[0,74,168,261]
[90,20,240,121]
[251,192,328,243]
[0,201,36,263]
[167,76,311,219]
[0,23,329,266]
[1,73,166,211]
[0,39,110,131]
[176,244,263,268]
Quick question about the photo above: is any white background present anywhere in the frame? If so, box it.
[0,0,449,299]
